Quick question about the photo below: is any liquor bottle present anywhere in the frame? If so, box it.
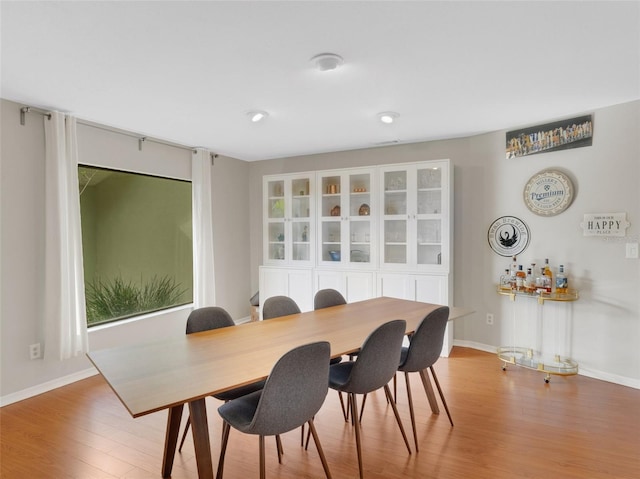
[543,258,553,293]
[500,269,512,291]
[516,265,526,291]
[556,265,568,294]
[509,256,518,289]
[536,267,547,294]
[524,267,534,293]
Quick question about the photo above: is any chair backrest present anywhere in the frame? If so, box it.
[186,306,235,334]
[399,306,450,372]
[314,288,347,310]
[262,295,301,320]
[343,319,406,394]
[245,341,331,436]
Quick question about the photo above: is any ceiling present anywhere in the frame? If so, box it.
[2,1,639,162]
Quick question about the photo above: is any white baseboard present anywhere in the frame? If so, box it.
[453,339,497,354]
[0,367,98,407]
[578,367,640,389]
[452,340,639,390]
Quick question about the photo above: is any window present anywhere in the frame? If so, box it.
[79,166,193,326]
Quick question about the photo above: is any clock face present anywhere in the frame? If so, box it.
[523,169,574,216]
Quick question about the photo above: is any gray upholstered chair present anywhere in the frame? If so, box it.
[261,295,301,319]
[328,319,411,479]
[263,294,327,447]
[398,305,453,451]
[313,288,348,422]
[313,289,347,367]
[313,288,346,310]
[216,341,333,479]
[178,307,266,452]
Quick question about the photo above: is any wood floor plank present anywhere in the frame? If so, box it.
[2,347,639,479]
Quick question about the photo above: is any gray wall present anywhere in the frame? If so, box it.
[0,98,251,400]
[1,97,638,403]
[248,100,640,386]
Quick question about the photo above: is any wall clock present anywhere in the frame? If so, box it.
[523,169,574,216]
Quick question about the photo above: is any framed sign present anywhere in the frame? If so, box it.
[488,216,531,257]
[580,213,630,237]
[523,169,574,216]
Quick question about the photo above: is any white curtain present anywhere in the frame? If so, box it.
[192,149,216,307]
[43,112,89,360]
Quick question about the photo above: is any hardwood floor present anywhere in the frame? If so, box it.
[2,347,639,478]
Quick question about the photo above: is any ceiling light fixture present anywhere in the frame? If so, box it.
[310,53,344,72]
[378,111,399,124]
[247,110,269,123]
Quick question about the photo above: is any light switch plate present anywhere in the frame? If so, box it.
[626,243,639,259]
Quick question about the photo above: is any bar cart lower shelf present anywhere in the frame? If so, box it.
[497,288,579,383]
[497,347,579,383]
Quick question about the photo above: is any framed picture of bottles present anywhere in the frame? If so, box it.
[505,114,593,159]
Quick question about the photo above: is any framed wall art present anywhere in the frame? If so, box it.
[506,114,593,159]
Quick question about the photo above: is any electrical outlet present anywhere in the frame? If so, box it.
[626,243,639,259]
[486,313,494,325]
[29,343,41,360]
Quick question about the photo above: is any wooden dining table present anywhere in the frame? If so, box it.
[87,297,470,479]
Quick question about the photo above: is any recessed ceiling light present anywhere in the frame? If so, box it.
[247,110,269,123]
[378,112,399,124]
[310,53,344,72]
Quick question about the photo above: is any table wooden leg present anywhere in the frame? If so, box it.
[189,398,214,479]
[162,404,184,478]
[419,368,440,414]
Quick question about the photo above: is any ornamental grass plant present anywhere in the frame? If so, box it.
[85,275,186,325]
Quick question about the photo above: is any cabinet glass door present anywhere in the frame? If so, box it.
[383,170,407,264]
[320,175,342,263]
[290,177,311,262]
[416,166,442,265]
[348,172,372,265]
[266,179,286,261]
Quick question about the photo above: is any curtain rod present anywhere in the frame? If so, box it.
[19,105,217,158]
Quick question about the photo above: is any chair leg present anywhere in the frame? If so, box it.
[305,423,312,450]
[275,434,283,463]
[429,366,454,427]
[393,373,397,402]
[383,384,411,455]
[178,415,191,452]
[259,435,266,479]
[338,391,349,421]
[359,393,367,423]
[216,421,231,479]
[307,419,333,479]
[404,371,419,452]
[300,423,305,446]
[349,393,365,479]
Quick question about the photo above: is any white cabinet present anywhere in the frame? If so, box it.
[314,269,376,303]
[263,173,315,266]
[259,267,313,314]
[379,160,451,273]
[377,272,453,356]
[316,168,376,269]
[261,161,454,354]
